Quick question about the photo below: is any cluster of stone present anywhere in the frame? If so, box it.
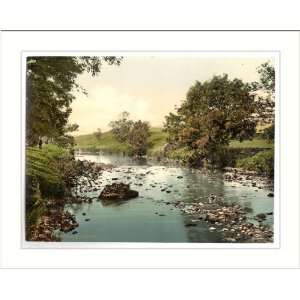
[174,195,273,243]
[223,167,273,190]
[29,211,78,242]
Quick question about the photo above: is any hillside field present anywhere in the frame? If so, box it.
[75,127,272,156]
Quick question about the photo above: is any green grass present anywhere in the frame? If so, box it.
[236,149,274,177]
[75,128,273,166]
[229,139,273,149]
[75,130,132,154]
[147,128,168,156]
[26,144,71,184]
[75,127,168,156]
[26,144,72,236]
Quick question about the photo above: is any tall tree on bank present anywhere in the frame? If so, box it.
[109,111,134,142]
[109,112,150,156]
[251,61,275,125]
[127,120,150,156]
[26,56,122,146]
[164,75,257,166]
[94,128,102,140]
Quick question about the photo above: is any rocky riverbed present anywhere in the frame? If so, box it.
[29,154,274,243]
[173,193,273,243]
[222,167,274,191]
[28,159,111,241]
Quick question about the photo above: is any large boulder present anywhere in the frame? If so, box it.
[99,183,139,200]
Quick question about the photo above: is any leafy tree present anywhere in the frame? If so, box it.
[164,75,257,166]
[109,111,133,142]
[26,56,122,146]
[163,111,184,143]
[255,61,275,93]
[65,123,79,133]
[261,124,275,142]
[94,128,102,140]
[127,120,150,156]
[251,61,275,125]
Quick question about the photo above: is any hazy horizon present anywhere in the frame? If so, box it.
[69,56,274,136]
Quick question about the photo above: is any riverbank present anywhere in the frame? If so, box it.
[26,147,274,243]
[74,128,274,177]
[26,144,110,241]
[64,153,273,242]
[74,127,168,155]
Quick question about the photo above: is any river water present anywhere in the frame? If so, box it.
[58,153,274,243]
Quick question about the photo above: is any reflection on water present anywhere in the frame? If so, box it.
[59,153,274,243]
[77,152,148,166]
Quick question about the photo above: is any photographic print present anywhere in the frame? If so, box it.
[25,54,275,244]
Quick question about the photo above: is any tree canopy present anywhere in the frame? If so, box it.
[109,111,134,143]
[164,74,257,165]
[109,112,150,156]
[251,61,275,125]
[127,120,150,156]
[26,56,122,146]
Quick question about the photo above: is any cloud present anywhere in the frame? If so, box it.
[70,86,153,135]
[69,56,275,135]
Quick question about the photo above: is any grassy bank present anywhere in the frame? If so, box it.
[26,144,73,237]
[75,128,272,153]
[27,144,71,184]
[75,128,274,176]
[229,139,273,149]
[74,127,168,155]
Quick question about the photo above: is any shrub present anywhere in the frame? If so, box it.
[236,149,274,177]
[261,124,275,142]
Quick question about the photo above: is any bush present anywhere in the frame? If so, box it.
[166,147,193,163]
[261,124,275,142]
[236,149,274,177]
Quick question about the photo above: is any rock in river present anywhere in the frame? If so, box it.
[99,183,139,200]
[255,213,267,221]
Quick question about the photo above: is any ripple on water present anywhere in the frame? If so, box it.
[59,154,274,242]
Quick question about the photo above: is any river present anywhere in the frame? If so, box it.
[58,153,274,243]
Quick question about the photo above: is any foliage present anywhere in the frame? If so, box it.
[75,127,166,156]
[108,112,151,156]
[127,120,151,156]
[163,112,183,143]
[236,149,274,177]
[26,56,122,146]
[109,111,133,142]
[93,128,102,140]
[251,61,275,125]
[261,124,275,142]
[165,146,194,164]
[253,61,275,93]
[164,75,257,166]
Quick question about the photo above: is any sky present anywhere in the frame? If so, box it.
[69,56,274,135]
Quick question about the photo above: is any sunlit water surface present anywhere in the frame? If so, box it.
[58,153,274,243]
